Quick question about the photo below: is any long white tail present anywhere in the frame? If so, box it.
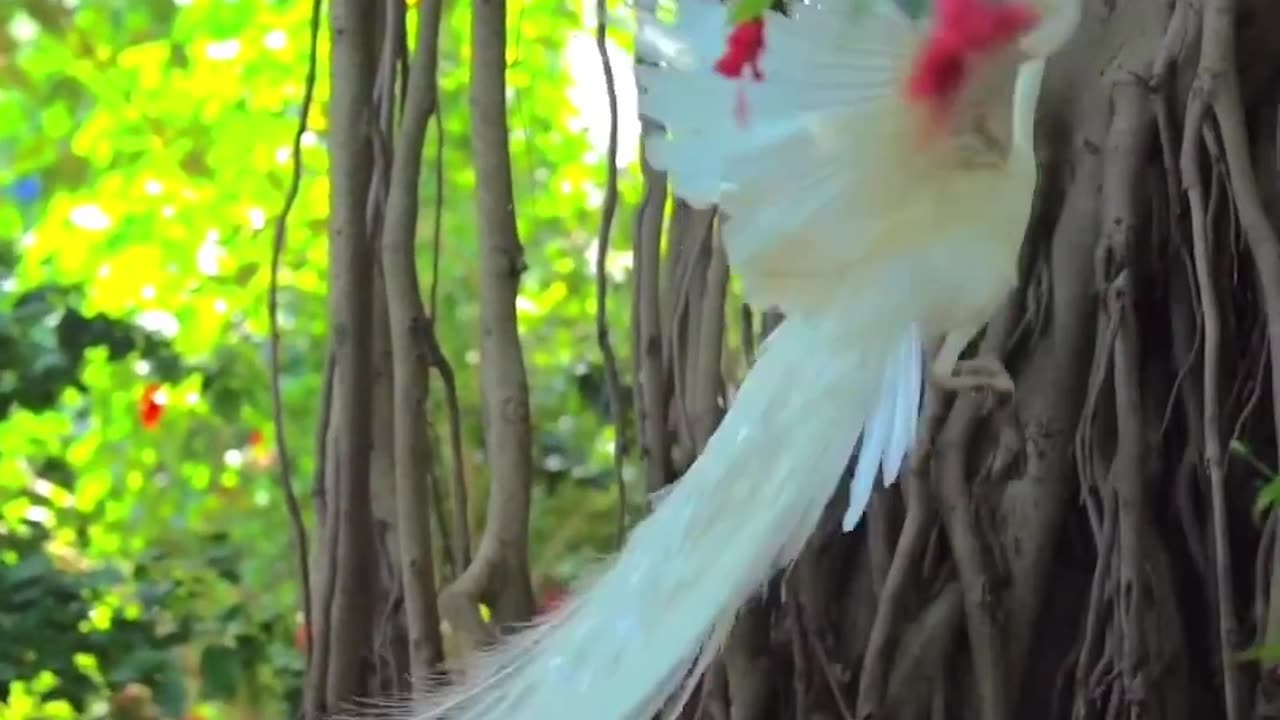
[361,311,920,719]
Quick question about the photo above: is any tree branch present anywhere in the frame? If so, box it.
[593,0,629,547]
[1180,3,1243,709]
[378,0,447,683]
[438,0,537,646]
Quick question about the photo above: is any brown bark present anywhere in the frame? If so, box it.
[307,0,379,714]
[378,0,447,685]
[436,0,537,647]
[593,0,629,546]
[634,148,674,496]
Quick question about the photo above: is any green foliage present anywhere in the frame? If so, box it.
[1234,440,1280,672]
[2,0,645,715]
[726,0,931,24]
[0,522,187,717]
[1232,440,1280,523]
[4,1,326,714]
[728,0,773,23]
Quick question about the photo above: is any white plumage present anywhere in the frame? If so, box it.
[638,0,1050,529]
[351,0,1078,717]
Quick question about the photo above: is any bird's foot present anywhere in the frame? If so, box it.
[929,356,1016,397]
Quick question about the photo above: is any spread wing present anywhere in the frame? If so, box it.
[637,0,1006,316]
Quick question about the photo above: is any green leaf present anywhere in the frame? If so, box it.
[198,643,241,701]
[1235,643,1280,664]
[728,0,772,23]
[150,666,190,719]
[4,553,55,586]
[1254,479,1280,523]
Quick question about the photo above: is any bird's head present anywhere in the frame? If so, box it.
[905,0,1042,133]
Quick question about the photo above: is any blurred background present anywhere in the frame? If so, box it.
[0,1,660,717]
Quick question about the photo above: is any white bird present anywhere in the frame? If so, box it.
[351,0,1080,717]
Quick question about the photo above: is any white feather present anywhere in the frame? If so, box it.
[638,0,955,316]
[884,321,924,484]
[841,321,923,531]
[363,311,906,720]
[635,0,922,216]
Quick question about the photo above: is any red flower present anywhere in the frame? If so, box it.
[139,384,166,430]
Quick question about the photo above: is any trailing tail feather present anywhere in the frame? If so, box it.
[358,311,921,720]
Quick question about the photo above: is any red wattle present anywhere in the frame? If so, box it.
[905,0,1040,118]
[714,18,765,81]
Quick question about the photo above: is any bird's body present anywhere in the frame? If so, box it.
[637,0,1053,539]
[351,0,1077,718]
[638,0,1042,330]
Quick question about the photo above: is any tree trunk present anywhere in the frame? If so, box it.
[305,0,455,715]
